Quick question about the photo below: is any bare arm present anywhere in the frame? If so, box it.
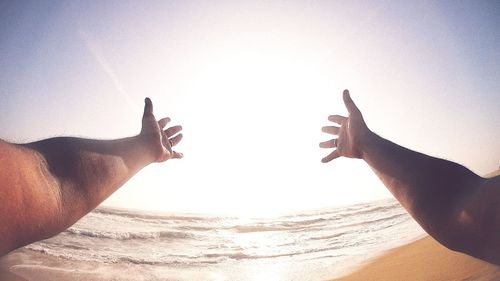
[321,90,500,265]
[0,98,183,256]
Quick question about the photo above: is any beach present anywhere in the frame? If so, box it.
[332,171,500,281]
[1,198,498,281]
[3,237,500,281]
[0,249,163,281]
[331,236,500,281]
[0,199,424,281]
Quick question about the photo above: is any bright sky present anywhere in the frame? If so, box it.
[1,0,499,217]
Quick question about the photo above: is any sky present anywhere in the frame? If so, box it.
[1,0,499,217]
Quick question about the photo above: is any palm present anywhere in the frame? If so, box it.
[320,90,370,162]
[140,98,183,162]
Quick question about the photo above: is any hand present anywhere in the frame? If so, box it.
[320,89,371,163]
[140,98,183,162]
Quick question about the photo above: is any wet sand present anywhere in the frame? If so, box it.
[330,236,500,281]
[0,248,158,281]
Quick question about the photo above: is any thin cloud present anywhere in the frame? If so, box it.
[79,30,139,114]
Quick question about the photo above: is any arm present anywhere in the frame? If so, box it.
[321,90,500,265]
[0,98,183,256]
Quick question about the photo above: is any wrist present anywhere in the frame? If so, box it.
[136,134,162,164]
[358,128,377,160]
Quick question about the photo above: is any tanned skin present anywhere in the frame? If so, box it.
[320,89,500,265]
[0,98,183,256]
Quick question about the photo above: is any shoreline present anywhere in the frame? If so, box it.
[0,267,27,281]
[0,248,162,281]
[3,236,499,281]
[330,236,500,281]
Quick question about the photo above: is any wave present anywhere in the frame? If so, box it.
[232,224,302,233]
[347,213,407,227]
[65,228,194,240]
[230,211,405,234]
[278,199,399,219]
[177,225,216,231]
[25,198,424,270]
[98,199,400,225]
[26,245,213,266]
[307,213,409,241]
[201,244,353,261]
[93,207,224,223]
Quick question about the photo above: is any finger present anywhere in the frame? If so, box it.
[143,97,154,117]
[322,126,340,135]
[328,115,347,125]
[319,139,338,148]
[172,151,184,159]
[322,150,340,163]
[164,139,173,153]
[343,89,361,115]
[169,133,183,147]
[165,125,182,137]
[158,117,171,129]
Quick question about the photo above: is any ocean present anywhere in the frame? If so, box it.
[19,198,425,281]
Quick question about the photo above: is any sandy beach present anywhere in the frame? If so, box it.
[332,170,500,281]
[331,236,500,281]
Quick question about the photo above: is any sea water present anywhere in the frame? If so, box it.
[24,198,425,280]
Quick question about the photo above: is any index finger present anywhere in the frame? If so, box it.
[158,117,171,129]
[328,115,347,125]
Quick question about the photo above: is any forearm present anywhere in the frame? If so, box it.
[360,131,483,241]
[0,99,181,256]
[324,90,498,263]
[0,135,156,255]
[24,136,156,214]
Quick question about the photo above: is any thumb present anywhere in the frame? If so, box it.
[143,97,154,117]
[342,89,360,115]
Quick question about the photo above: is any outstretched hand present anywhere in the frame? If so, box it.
[140,98,183,162]
[320,89,371,163]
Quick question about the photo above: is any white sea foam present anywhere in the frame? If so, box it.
[24,198,425,280]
